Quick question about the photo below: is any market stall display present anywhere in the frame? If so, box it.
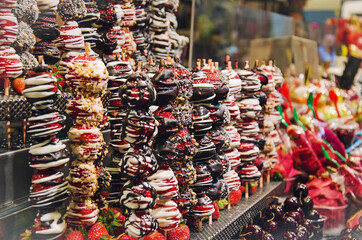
[0,1,361,240]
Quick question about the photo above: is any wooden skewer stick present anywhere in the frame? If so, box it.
[201,59,206,66]
[208,215,212,225]
[227,194,231,210]
[227,61,232,70]
[210,62,214,73]
[214,62,219,71]
[198,218,202,232]
[38,55,44,65]
[160,59,165,67]
[22,118,26,148]
[196,61,201,70]
[164,231,167,239]
[259,173,263,189]
[267,170,271,184]
[85,42,91,55]
[245,182,249,199]
[4,78,10,150]
[207,59,212,67]
[137,61,142,72]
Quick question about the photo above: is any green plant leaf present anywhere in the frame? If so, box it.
[307,92,316,119]
[293,109,306,131]
[179,219,187,225]
[277,106,289,127]
[321,146,340,167]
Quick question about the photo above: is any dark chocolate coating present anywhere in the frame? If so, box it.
[206,129,225,150]
[173,187,197,210]
[120,181,157,210]
[191,164,213,191]
[206,104,228,127]
[97,4,117,27]
[121,109,157,144]
[207,157,223,179]
[171,160,196,186]
[152,68,179,104]
[119,144,158,179]
[120,73,156,109]
[218,152,230,174]
[96,30,118,55]
[30,148,69,163]
[125,211,158,238]
[154,104,178,135]
[78,0,100,27]
[259,92,267,106]
[32,10,60,40]
[206,179,228,201]
[193,105,213,135]
[33,40,60,65]
[257,72,269,86]
[191,85,215,103]
[153,136,177,166]
[192,136,216,163]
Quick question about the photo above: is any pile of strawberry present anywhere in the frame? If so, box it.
[20,208,191,240]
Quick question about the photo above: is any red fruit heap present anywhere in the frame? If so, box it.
[167,224,190,240]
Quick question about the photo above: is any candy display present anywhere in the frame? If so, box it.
[2,1,361,240]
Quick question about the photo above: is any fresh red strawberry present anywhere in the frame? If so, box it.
[229,189,242,205]
[52,66,65,87]
[12,78,25,95]
[66,231,86,240]
[118,234,137,240]
[212,202,220,220]
[270,162,287,181]
[99,208,125,236]
[32,183,51,192]
[88,222,110,240]
[167,224,190,240]
[249,182,258,194]
[143,231,166,240]
[239,185,246,194]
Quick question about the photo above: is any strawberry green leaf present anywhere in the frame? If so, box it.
[179,219,187,225]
